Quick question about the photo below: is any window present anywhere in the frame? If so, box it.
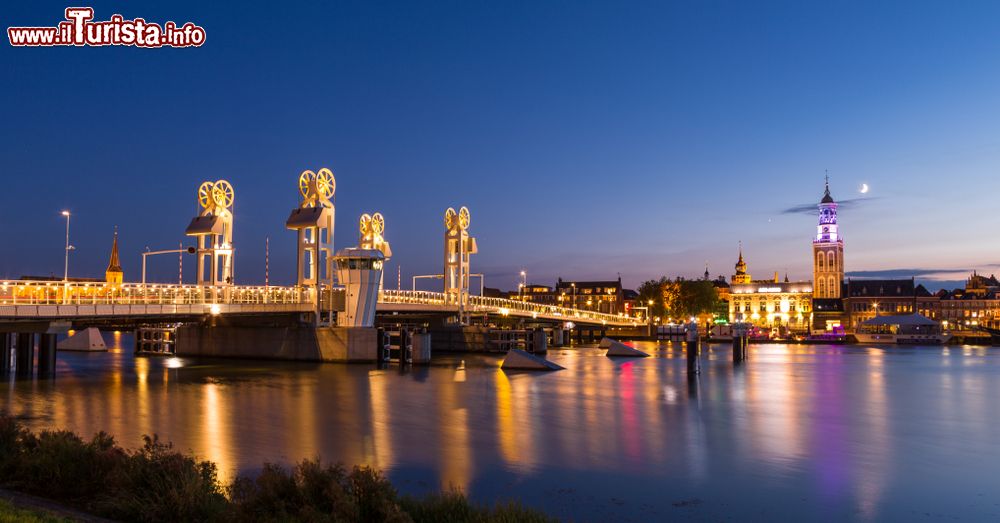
[817,252,825,270]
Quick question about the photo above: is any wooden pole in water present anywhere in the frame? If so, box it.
[686,321,700,375]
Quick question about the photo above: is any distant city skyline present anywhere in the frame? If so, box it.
[3,1,999,291]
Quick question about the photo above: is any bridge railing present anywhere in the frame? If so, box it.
[378,289,637,325]
[0,280,311,306]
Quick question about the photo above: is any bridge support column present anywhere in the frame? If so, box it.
[530,328,547,354]
[551,328,564,347]
[1,334,11,376]
[37,333,57,378]
[15,333,34,378]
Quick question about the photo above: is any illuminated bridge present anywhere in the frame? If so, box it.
[1,167,640,381]
[0,282,636,328]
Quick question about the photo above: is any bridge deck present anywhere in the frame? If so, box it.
[0,281,638,327]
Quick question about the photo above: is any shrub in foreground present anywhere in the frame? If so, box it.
[0,414,554,522]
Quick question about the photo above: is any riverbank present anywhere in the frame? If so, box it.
[0,414,552,522]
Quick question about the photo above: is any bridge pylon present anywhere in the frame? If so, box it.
[286,168,336,325]
[185,180,235,288]
[359,212,392,290]
[443,206,477,323]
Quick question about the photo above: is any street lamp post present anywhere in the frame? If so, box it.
[519,270,526,301]
[61,211,74,282]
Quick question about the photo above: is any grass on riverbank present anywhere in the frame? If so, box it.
[0,414,553,522]
[0,499,68,523]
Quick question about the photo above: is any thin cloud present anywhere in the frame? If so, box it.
[845,264,1000,281]
[780,197,878,215]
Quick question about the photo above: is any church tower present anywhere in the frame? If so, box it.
[105,228,123,285]
[812,176,844,298]
[732,243,751,284]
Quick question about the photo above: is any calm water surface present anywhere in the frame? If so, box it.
[3,335,1000,521]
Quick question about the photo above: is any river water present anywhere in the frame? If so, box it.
[3,335,1000,521]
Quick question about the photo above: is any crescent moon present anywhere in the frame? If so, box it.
[860,183,869,194]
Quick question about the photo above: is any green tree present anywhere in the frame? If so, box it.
[635,277,668,318]
[662,278,721,320]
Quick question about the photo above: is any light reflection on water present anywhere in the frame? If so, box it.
[3,335,1000,521]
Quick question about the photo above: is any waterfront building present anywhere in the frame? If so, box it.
[622,288,640,317]
[728,250,812,332]
[843,278,938,329]
[105,229,123,285]
[509,284,557,305]
[711,276,731,320]
[555,277,624,314]
[936,272,1000,329]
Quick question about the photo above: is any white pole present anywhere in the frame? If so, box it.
[62,211,71,282]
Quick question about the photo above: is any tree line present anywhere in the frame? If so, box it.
[635,276,722,321]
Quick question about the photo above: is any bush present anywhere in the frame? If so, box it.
[400,491,555,523]
[0,413,552,523]
[227,461,409,522]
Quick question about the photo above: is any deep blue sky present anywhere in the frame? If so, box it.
[2,1,999,291]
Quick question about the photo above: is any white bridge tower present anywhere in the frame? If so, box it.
[286,168,336,324]
[443,206,477,322]
[185,180,235,287]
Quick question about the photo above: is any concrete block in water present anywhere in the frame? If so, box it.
[501,349,564,371]
[57,327,107,351]
[605,340,649,358]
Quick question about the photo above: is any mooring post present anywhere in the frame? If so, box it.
[686,321,700,375]
[37,333,57,378]
[15,333,34,378]
[732,323,744,363]
[741,329,749,360]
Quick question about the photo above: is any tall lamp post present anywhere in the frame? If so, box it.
[61,211,74,281]
[519,270,526,301]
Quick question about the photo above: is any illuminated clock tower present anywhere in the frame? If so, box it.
[812,176,844,298]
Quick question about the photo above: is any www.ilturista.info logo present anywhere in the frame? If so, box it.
[8,7,205,48]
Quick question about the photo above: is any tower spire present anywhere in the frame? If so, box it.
[105,227,123,285]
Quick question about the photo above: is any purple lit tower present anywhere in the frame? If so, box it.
[812,176,844,299]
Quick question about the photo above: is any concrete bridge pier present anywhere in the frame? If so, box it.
[37,333,57,378]
[15,333,34,378]
[551,328,564,347]
[530,328,547,354]
[1,333,11,376]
